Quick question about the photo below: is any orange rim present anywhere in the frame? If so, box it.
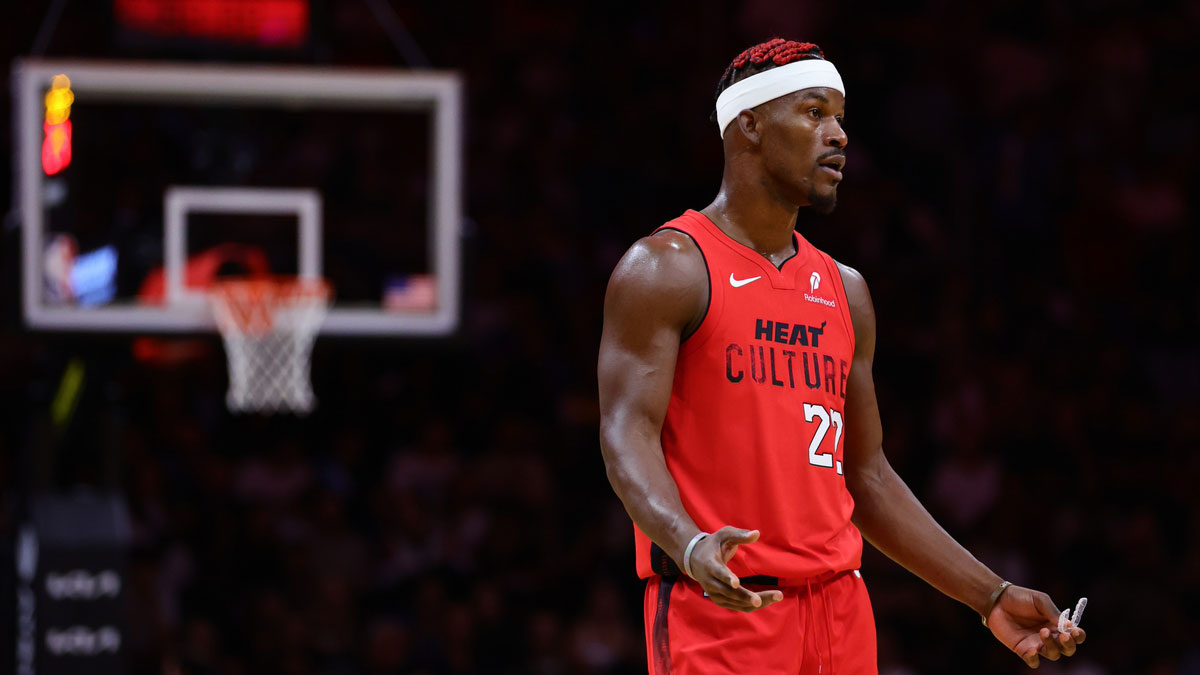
[210,276,331,334]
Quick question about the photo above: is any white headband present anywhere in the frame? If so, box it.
[715,59,846,138]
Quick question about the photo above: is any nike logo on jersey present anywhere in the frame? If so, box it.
[729,273,762,288]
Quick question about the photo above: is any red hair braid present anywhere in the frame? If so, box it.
[716,38,827,100]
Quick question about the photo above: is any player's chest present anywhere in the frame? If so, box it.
[700,277,854,397]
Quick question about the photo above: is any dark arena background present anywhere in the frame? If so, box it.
[2,2,1198,674]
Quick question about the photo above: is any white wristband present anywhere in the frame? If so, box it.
[682,532,709,579]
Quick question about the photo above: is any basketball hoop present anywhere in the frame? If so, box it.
[210,277,331,414]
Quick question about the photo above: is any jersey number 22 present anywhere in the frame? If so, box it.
[803,403,843,475]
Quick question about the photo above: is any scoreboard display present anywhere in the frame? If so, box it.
[114,0,310,50]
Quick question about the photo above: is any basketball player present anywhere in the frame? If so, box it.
[597,39,1087,673]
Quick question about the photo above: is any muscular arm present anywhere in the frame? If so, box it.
[838,262,1085,668]
[598,232,706,565]
[837,263,1002,614]
[598,232,781,612]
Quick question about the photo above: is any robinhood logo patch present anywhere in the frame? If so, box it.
[805,271,835,307]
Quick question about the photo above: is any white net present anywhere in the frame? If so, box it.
[210,278,331,414]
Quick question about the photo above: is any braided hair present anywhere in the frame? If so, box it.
[715,39,827,100]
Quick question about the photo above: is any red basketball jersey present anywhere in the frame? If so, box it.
[635,210,862,580]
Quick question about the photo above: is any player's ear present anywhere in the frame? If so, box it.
[736,110,762,146]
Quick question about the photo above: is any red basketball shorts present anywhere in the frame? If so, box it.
[643,569,877,675]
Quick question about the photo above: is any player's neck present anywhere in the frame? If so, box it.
[700,180,799,261]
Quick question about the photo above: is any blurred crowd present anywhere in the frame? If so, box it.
[2,1,1198,674]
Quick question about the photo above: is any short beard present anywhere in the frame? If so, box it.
[808,186,838,215]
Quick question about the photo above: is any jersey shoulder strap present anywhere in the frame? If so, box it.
[650,210,722,348]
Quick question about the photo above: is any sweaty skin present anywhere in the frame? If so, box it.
[598,86,1086,667]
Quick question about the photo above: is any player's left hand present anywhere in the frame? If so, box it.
[985,585,1087,669]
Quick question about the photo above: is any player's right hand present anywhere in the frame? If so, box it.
[687,526,784,612]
